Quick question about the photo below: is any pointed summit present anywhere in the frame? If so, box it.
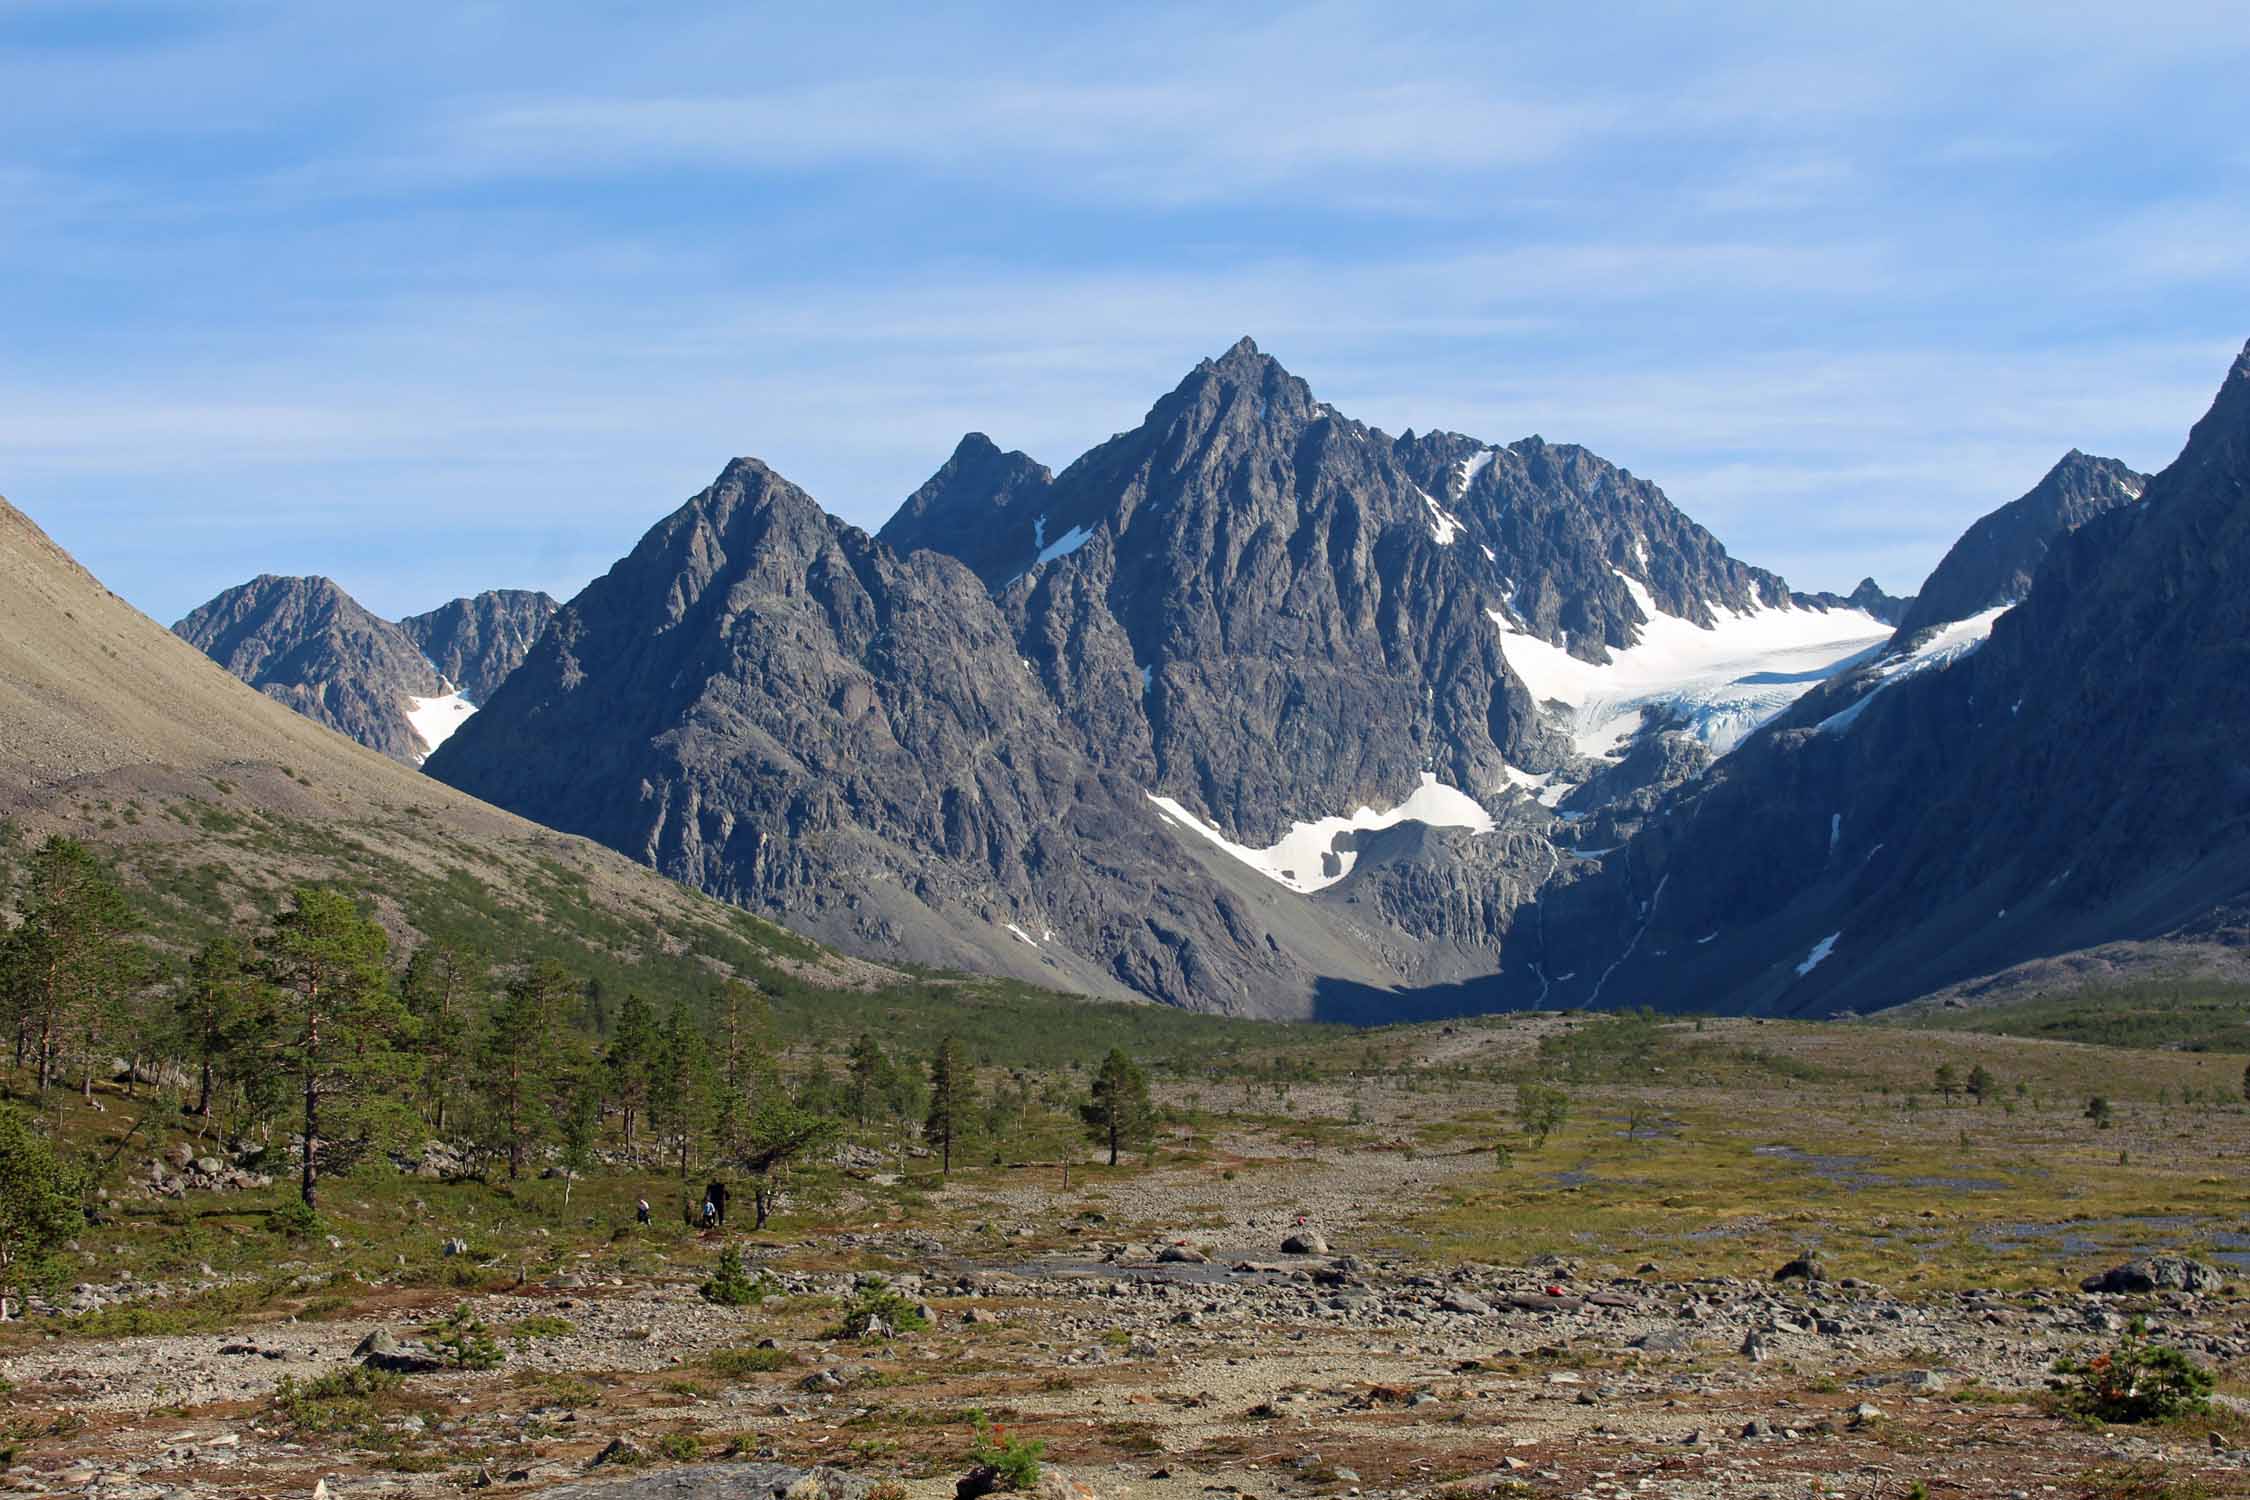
[174,573,448,761]
[878,432,1054,575]
[1897,448,2148,635]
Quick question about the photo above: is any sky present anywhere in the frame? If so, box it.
[4,1,2247,625]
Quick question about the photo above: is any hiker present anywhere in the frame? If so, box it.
[636,1197,650,1226]
[702,1197,717,1229]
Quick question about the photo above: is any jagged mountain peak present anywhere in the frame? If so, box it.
[398,588,559,706]
[877,433,1054,579]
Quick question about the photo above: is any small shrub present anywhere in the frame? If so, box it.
[2075,1462,2218,1500]
[707,1345,791,1377]
[271,1365,404,1435]
[834,1275,929,1339]
[508,1314,576,1341]
[968,1410,1045,1490]
[2049,1325,2213,1424]
[654,1432,704,1461]
[268,1198,325,1240]
[700,1244,771,1307]
[432,1303,504,1371]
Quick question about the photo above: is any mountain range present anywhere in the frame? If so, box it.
[172,577,556,763]
[154,337,2250,1020]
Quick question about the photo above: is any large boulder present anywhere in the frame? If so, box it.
[2080,1257,2224,1295]
[539,1462,875,1499]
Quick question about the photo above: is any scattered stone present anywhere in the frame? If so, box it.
[1774,1256,1825,1282]
[1282,1231,1328,1255]
[352,1328,400,1358]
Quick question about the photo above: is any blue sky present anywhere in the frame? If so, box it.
[4,1,2246,624]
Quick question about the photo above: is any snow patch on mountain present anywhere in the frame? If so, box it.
[406,689,475,761]
[1795,932,1841,977]
[1035,523,1094,566]
[1147,771,1493,894]
[1817,605,2009,736]
[1415,485,1464,545]
[1453,448,1496,497]
[1491,576,1891,759]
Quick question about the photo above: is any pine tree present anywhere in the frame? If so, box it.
[400,943,481,1136]
[648,1003,719,1185]
[174,935,256,1123]
[478,959,580,1179]
[1967,1064,1996,1105]
[1080,1048,1155,1166]
[712,981,774,1165]
[846,1032,894,1124]
[253,887,416,1210]
[605,992,659,1144]
[557,1081,600,1212]
[0,1103,81,1320]
[924,1036,970,1178]
[739,1075,839,1229]
[3,836,136,1094]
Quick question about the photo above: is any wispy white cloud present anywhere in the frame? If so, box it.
[2,0,2246,620]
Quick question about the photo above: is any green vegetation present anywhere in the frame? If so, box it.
[2050,1324,2214,1425]
[700,1244,769,1307]
[1909,980,2250,1052]
[836,1274,928,1339]
[967,1410,1045,1490]
[1080,1047,1155,1166]
[0,1103,82,1315]
[706,1345,791,1376]
[431,1302,504,1370]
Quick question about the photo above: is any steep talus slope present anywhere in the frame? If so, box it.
[427,458,1419,1015]
[1894,450,2145,636]
[0,494,875,989]
[1533,341,2250,1017]
[399,589,558,704]
[174,576,442,761]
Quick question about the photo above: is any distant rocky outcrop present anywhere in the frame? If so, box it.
[173,575,444,761]
[1894,450,2145,637]
[400,589,557,704]
[1797,578,1914,626]
[176,578,556,762]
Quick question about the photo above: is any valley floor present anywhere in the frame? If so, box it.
[6,1016,2250,1500]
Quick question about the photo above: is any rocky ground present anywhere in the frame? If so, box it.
[6,1017,2250,1500]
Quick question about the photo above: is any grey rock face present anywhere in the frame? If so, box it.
[1894,449,2145,636]
[173,575,442,761]
[399,589,558,704]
